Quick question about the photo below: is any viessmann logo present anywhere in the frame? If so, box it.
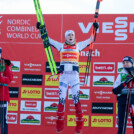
[23,62,42,72]
[79,17,134,41]
[93,90,113,100]
[93,62,115,73]
[45,115,57,126]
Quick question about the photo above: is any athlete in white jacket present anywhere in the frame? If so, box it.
[113,56,134,134]
[36,22,99,134]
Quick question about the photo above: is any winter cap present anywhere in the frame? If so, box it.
[123,56,133,65]
[65,30,75,38]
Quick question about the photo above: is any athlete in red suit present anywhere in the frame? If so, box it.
[0,47,13,134]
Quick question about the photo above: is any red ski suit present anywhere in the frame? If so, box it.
[0,64,13,102]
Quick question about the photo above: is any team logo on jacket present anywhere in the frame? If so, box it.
[60,52,79,62]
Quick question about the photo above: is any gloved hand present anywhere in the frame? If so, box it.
[124,76,134,85]
[93,22,99,31]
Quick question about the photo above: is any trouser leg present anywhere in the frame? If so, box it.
[118,104,128,134]
[56,79,68,133]
[71,81,83,134]
[0,101,8,134]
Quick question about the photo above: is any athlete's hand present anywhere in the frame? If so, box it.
[36,22,41,29]
[93,22,99,31]
[124,76,134,85]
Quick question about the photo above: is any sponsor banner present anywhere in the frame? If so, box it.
[79,76,90,87]
[44,101,58,112]
[20,114,41,125]
[8,100,18,111]
[9,87,19,98]
[91,116,113,127]
[1,15,134,43]
[11,61,20,72]
[22,74,43,85]
[92,89,113,101]
[21,87,42,99]
[93,62,115,73]
[80,48,101,59]
[45,75,59,86]
[117,62,123,73]
[115,116,132,128]
[92,103,113,114]
[116,103,118,115]
[46,62,60,73]
[22,62,43,73]
[44,88,59,99]
[20,100,41,112]
[67,103,89,114]
[68,89,90,100]
[93,76,114,87]
[67,115,89,127]
[79,62,91,73]
[44,114,57,126]
[7,113,18,124]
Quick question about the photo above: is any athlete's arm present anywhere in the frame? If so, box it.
[77,37,91,52]
[49,37,63,52]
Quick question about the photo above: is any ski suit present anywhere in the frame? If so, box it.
[113,68,134,134]
[0,59,13,134]
[49,37,91,133]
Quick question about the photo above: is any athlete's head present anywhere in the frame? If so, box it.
[65,30,75,45]
[123,56,133,68]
